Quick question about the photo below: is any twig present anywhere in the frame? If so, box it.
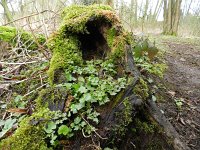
[3,10,55,26]
[0,61,45,65]
[81,116,107,140]
[22,83,47,98]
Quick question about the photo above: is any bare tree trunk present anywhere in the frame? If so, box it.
[0,0,13,24]
[163,0,182,35]
[156,0,164,20]
[172,0,182,35]
[144,0,149,20]
[134,0,138,23]
[163,0,168,33]
[186,0,192,15]
[167,0,172,34]
[130,0,134,25]
[153,0,161,21]
[105,0,113,7]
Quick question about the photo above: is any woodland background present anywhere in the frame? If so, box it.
[0,0,200,37]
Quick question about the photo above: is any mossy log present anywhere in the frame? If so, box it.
[0,5,189,150]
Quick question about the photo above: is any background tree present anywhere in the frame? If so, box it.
[0,0,13,24]
[163,0,182,35]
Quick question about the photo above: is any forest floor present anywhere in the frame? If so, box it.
[153,35,200,150]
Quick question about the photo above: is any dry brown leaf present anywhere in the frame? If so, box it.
[64,95,74,112]
[167,91,176,97]
[7,108,28,114]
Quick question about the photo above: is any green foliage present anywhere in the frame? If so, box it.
[0,108,53,150]
[17,59,127,148]
[0,118,17,138]
[135,56,167,78]
[133,38,158,60]
[58,125,71,135]
[49,59,125,145]
[174,98,184,111]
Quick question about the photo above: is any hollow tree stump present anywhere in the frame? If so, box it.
[0,5,189,150]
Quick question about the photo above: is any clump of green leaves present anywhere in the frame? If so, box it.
[135,56,167,78]
[133,37,158,60]
[174,98,184,111]
[43,59,127,146]
[132,37,167,78]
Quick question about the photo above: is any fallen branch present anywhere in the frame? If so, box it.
[0,60,47,65]
[3,10,56,26]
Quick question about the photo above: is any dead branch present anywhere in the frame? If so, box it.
[3,10,56,26]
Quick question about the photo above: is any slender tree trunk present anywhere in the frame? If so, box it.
[130,0,134,25]
[167,0,172,34]
[163,0,168,34]
[134,0,138,23]
[155,0,164,20]
[144,0,149,20]
[172,0,182,35]
[163,0,182,35]
[153,0,161,21]
[186,0,192,15]
[105,0,113,7]
[0,0,13,24]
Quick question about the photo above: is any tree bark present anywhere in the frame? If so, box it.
[105,0,113,7]
[0,0,13,25]
[134,0,138,23]
[172,0,182,35]
[163,0,182,35]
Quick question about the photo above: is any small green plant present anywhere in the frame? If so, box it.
[41,59,127,147]
[174,98,184,111]
[134,56,167,78]
[0,118,17,138]
[133,37,158,60]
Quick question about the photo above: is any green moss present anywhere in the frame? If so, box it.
[106,27,116,47]
[114,98,133,136]
[134,118,156,134]
[0,108,54,150]
[0,26,45,50]
[133,78,149,100]
[47,34,82,84]
[0,26,16,42]
[47,5,128,85]
[148,63,167,78]
[60,5,114,34]
[36,87,67,110]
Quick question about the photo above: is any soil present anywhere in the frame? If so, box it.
[157,38,200,150]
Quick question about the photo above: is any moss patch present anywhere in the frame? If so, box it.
[47,4,128,85]
[0,108,54,150]
[0,26,45,50]
[133,78,149,100]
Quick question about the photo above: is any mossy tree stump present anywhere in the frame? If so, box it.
[0,5,189,150]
